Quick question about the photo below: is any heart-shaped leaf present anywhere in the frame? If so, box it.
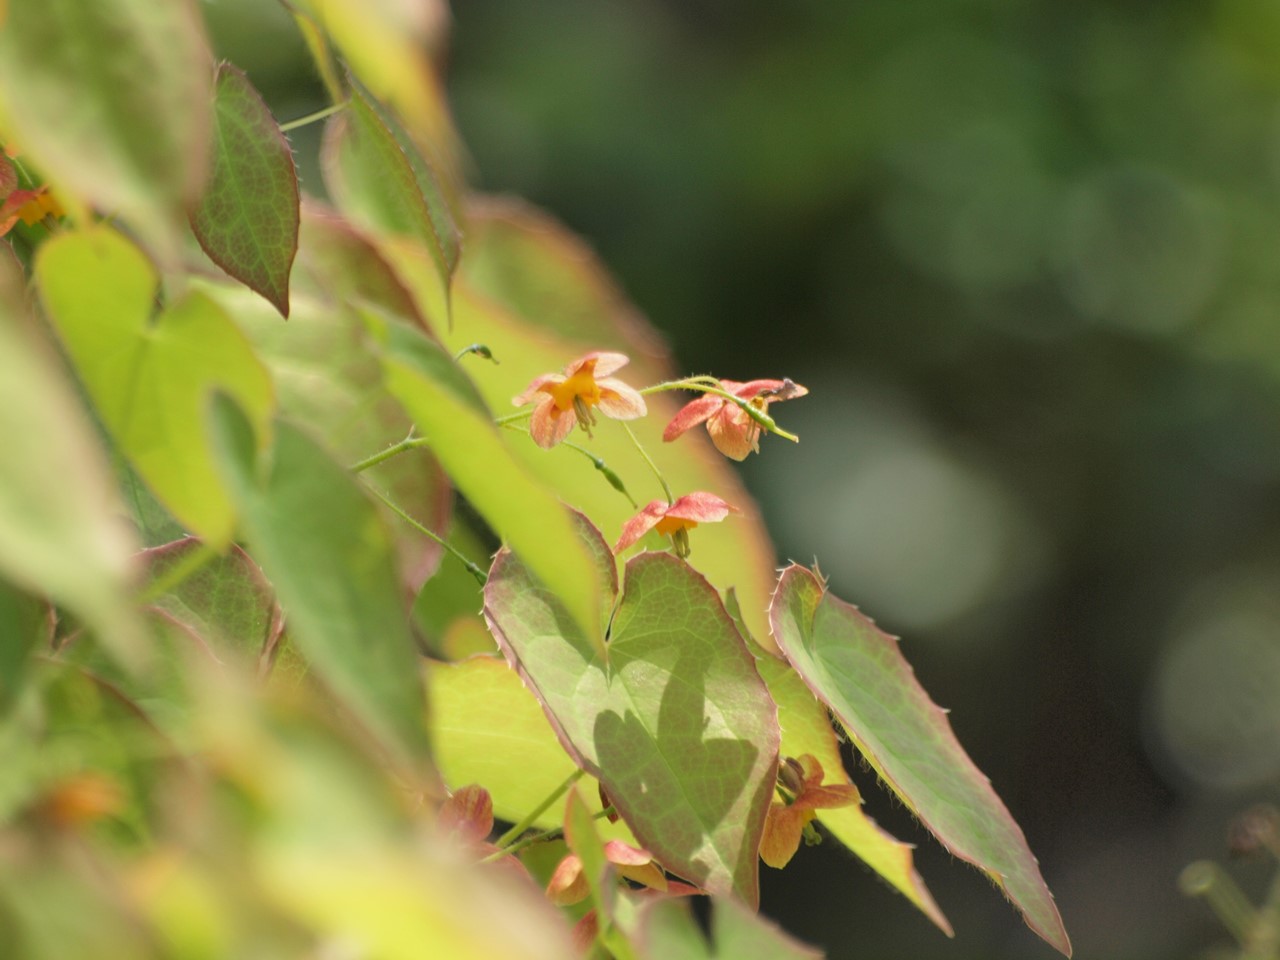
[210,398,431,780]
[484,516,779,905]
[36,226,274,546]
[190,62,299,317]
[769,565,1071,957]
[0,0,212,256]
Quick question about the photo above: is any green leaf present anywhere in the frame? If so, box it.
[425,656,577,828]
[190,62,299,317]
[563,785,616,931]
[0,253,143,665]
[379,321,603,648]
[209,398,431,779]
[323,77,459,304]
[755,653,951,935]
[202,279,450,593]
[633,897,823,960]
[484,518,779,905]
[0,581,46,715]
[0,0,212,256]
[769,565,1071,957]
[36,226,274,546]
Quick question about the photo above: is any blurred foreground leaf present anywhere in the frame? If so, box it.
[633,896,823,960]
[770,565,1071,956]
[0,255,141,664]
[0,0,212,256]
[210,400,431,779]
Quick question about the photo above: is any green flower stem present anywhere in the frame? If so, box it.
[454,343,499,364]
[493,409,534,427]
[488,768,585,856]
[640,378,799,443]
[350,434,434,474]
[499,422,640,507]
[364,485,487,586]
[279,101,348,132]
[622,422,673,504]
[1180,861,1257,946]
[134,539,218,605]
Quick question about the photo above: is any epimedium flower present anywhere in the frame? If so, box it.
[664,378,808,461]
[546,840,668,907]
[513,351,646,449]
[759,754,860,869]
[612,491,740,559]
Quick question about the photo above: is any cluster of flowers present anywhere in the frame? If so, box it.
[513,351,807,558]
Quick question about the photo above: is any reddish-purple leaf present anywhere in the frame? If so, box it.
[191,62,299,317]
[769,565,1071,956]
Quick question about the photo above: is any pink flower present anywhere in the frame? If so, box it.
[513,351,646,449]
[759,755,860,869]
[546,840,668,906]
[613,491,740,558]
[663,378,807,461]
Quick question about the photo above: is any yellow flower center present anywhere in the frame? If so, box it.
[548,367,602,413]
[654,516,697,536]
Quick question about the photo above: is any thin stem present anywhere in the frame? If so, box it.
[279,101,348,132]
[501,422,639,507]
[351,433,433,474]
[494,409,534,427]
[486,807,618,862]
[135,540,219,606]
[490,769,585,854]
[622,423,673,504]
[454,343,499,364]
[366,485,487,586]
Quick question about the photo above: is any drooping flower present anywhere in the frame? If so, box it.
[664,378,807,461]
[612,491,739,558]
[759,755,860,869]
[0,185,63,238]
[546,840,669,906]
[513,351,647,449]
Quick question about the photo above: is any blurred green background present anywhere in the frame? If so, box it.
[210,1,1280,956]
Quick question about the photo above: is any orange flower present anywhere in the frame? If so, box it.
[546,840,668,906]
[759,755,860,869]
[664,378,807,461]
[612,491,739,558]
[0,185,63,237]
[513,351,647,449]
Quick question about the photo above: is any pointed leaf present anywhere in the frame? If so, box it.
[0,254,142,665]
[209,399,430,779]
[755,653,951,935]
[379,321,602,647]
[191,62,299,317]
[323,77,459,301]
[0,0,212,255]
[769,565,1071,956]
[484,518,779,905]
[36,226,274,546]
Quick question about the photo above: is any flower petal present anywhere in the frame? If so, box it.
[579,351,631,378]
[439,784,494,844]
[733,378,808,401]
[706,406,758,461]
[513,373,563,407]
[759,804,806,869]
[546,854,589,906]
[596,378,647,420]
[613,500,670,553]
[529,397,576,449]
[665,492,739,525]
[662,394,722,441]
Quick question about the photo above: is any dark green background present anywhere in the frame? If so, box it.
[210,1,1280,957]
